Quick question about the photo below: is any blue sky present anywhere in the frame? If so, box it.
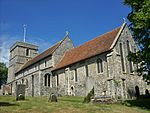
[0,0,131,66]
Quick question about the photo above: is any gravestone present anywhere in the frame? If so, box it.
[16,84,25,101]
[48,93,57,102]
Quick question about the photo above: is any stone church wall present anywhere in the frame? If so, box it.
[54,53,108,97]
[53,36,74,66]
[7,24,150,99]
[109,25,149,99]
[54,25,150,99]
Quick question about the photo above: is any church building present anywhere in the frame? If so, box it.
[6,23,150,99]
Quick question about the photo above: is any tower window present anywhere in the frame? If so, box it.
[97,58,103,73]
[26,49,29,56]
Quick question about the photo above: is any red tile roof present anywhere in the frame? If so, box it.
[53,27,121,70]
[16,41,61,73]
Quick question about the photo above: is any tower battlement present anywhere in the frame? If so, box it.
[7,41,38,83]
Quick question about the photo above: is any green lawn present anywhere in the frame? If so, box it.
[0,96,149,113]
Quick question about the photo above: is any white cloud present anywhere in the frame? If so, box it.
[0,34,20,67]
[0,34,52,67]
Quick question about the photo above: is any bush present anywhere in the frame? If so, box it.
[83,87,94,103]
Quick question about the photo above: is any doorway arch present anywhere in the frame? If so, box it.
[135,86,140,97]
[70,86,75,96]
[145,89,149,95]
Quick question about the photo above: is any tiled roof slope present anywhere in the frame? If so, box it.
[16,41,61,73]
[53,27,121,70]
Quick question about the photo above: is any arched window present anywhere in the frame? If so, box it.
[26,48,29,56]
[85,65,88,77]
[22,79,24,84]
[97,58,103,73]
[56,75,59,86]
[44,75,47,86]
[127,40,133,73]
[127,40,130,54]
[120,43,125,72]
[48,74,50,86]
[44,73,51,87]
[75,69,77,82]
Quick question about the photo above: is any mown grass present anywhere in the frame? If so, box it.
[0,95,150,113]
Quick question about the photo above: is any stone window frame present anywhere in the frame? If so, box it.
[119,42,126,73]
[97,58,103,74]
[121,79,126,99]
[85,65,89,77]
[22,79,24,84]
[127,40,134,74]
[56,74,59,87]
[44,73,51,87]
[135,48,139,73]
[48,74,50,86]
[44,74,47,86]
[26,48,30,56]
[74,69,77,82]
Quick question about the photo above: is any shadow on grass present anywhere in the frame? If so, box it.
[0,102,19,107]
[60,98,82,103]
[123,98,150,110]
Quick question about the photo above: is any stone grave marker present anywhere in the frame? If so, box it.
[48,93,57,102]
[16,84,25,101]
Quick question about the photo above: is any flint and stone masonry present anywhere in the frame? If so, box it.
[6,23,150,99]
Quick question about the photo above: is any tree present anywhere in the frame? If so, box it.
[124,0,150,83]
[0,62,8,88]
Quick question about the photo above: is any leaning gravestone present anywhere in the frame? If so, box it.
[16,84,25,101]
[48,93,57,102]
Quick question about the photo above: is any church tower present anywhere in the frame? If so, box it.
[7,41,38,83]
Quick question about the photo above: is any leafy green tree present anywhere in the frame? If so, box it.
[0,62,8,88]
[124,0,150,83]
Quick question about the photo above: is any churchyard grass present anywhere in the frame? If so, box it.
[0,95,149,113]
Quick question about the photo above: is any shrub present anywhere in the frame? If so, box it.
[83,87,94,103]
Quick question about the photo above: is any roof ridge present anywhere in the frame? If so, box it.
[48,40,62,53]
[53,26,122,71]
[66,26,121,53]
